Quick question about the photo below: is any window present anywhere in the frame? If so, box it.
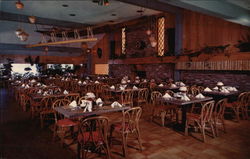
[158,17,165,56]
[11,64,38,75]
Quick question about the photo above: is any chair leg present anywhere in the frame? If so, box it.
[136,129,142,152]
[122,133,128,158]
[210,122,216,138]
[185,120,188,136]
[221,118,226,133]
[200,125,206,143]
[160,111,166,127]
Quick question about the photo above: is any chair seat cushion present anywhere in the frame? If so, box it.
[57,118,78,127]
[77,131,103,144]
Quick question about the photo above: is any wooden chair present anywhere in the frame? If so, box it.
[101,85,115,104]
[110,107,142,158]
[121,90,134,107]
[30,96,51,119]
[53,99,78,146]
[136,88,148,108]
[185,100,216,142]
[213,98,227,136]
[225,92,247,122]
[77,116,111,159]
[19,94,29,112]
[150,91,166,126]
[64,93,80,102]
[39,96,56,128]
[241,92,250,120]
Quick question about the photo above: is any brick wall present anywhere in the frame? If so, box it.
[181,71,250,91]
[109,63,174,81]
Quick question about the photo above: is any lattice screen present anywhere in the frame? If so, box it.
[157,17,165,56]
[121,27,126,54]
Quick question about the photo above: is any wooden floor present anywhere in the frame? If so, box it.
[1,88,250,159]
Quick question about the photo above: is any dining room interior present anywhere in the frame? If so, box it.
[0,0,250,159]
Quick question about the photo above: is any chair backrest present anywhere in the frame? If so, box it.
[41,96,54,109]
[122,107,142,133]
[121,90,134,106]
[214,98,227,120]
[201,100,215,122]
[78,116,109,146]
[238,92,249,108]
[190,86,200,96]
[64,93,80,102]
[139,82,148,88]
[52,99,71,109]
[151,91,162,105]
[137,88,148,102]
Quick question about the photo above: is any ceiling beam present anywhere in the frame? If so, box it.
[0,11,89,29]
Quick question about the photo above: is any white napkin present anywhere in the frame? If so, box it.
[37,89,42,94]
[94,81,100,84]
[21,84,25,87]
[82,81,87,84]
[217,82,224,86]
[135,80,140,83]
[43,91,48,96]
[163,93,172,99]
[25,85,30,89]
[179,86,187,92]
[63,90,69,95]
[158,84,164,87]
[133,86,138,90]
[121,80,127,84]
[78,81,82,84]
[62,78,65,81]
[195,93,205,99]
[111,101,122,108]
[180,82,185,86]
[86,77,90,80]
[31,79,36,83]
[221,89,230,93]
[181,95,190,101]
[120,86,125,90]
[69,100,77,107]
[127,80,131,83]
[37,83,41,86]
[80,100,92,112]
[135,76,140,79]
[204,87,212,92]
[143,79,147,82]
[232,87,238,91]
[213,86,219,90]
[96,98,103,107]
[110,85,115,89]
[86,92,95,99]
[170,84,177,88]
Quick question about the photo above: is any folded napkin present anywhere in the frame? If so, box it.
[204,87,212,92]
[232,87,238,91]
[69,100,77,107]
[25,85,30,89]
[181,95,190,101]
[43,91,48,96]
[121,80,127,84]
[213,86,219,90]
[110,85,115,89]
[21,84,25,87]
[158,84,164,87]
[143,79,147,82]
[37,89,42,94]
[62,78,65,81]
[221,89,230,93]
[63,90,69,95]
[82,81,87,84]
[120,86,125,90]
[96,98,103,107]
[135,76,140,79]
[80,100,92,112]
[78,81,82,84]
[179,86,187,92]
[37,83,41,86]
[180,82,185,86]
[133,86,138,90]
[195,93,205,99]
[95,81,100,84]
[135,80,140,83]
[86,77,90,80]
[170,84,177,88]
[86,92,95,99]
[127,80,131,83]
[217,82,224,86]
[163,93,172,99]
[31,79,36,83]
[97,77,100,79]
[111,101,122,108]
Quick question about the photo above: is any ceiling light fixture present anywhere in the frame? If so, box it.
[28,16,36,24]
[15,0,24,9]
[97,0,109,6]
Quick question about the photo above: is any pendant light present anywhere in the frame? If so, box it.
[15,0,24,9]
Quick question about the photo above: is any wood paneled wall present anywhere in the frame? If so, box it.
[182,9,250,52]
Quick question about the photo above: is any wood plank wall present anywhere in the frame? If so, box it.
[182,9,250,52]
